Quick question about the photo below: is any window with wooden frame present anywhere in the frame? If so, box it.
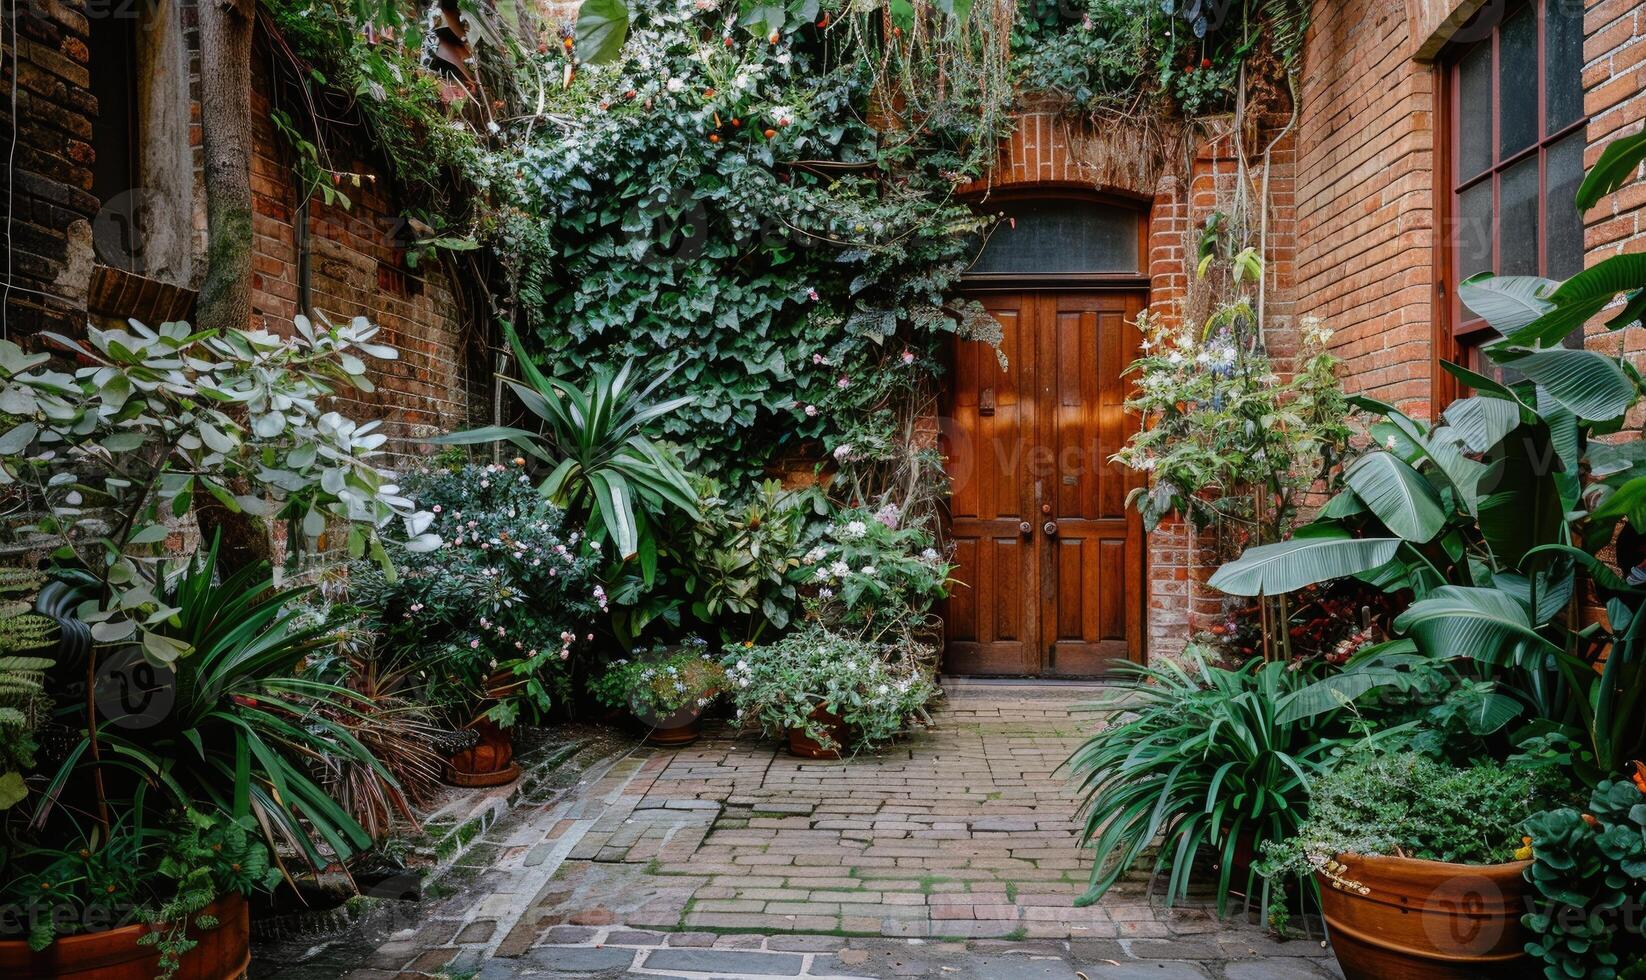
[1442,0,1587,373]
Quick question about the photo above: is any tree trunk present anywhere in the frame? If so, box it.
[196,0,272,572]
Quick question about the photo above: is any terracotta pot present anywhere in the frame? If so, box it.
[787,706,847,759]
[1317,853,1534,980]
[644,706,702,747]
[0,893,250,980]
[442,716,519,788]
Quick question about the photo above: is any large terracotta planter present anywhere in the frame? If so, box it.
[787,706,847,759]
[1317,853,1534,980]
[0,893,250,980]
[442,716,519,787]
[643,704,703,747]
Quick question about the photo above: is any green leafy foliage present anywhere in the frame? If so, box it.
[588,637,725,717]
[722,624,938,751]
[1068,653,1353,914]
[1115,305,1352,538]
[1522,780,1646,979]
[1259,752,1564,881]
[0,569,54,811]
[437,334,699,563]
[792,503,953,646]
[1014,0,1302,117]
[0,317,434,665]
[516,0,997,482]
[346,463,601,728]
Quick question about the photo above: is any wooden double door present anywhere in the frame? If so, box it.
[941,291,1146,677]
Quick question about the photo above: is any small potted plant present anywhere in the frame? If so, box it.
[1261,752,1567,979]
[589,638,725,746]
[722,625,938,758]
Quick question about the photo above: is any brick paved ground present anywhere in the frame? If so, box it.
[261,685,1340,979]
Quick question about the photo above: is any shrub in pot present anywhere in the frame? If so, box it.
[347,461,601,786]
[0,316,427,976]
[1261,752,1565,979]
[721,625,938,757]
[588,638,725,746]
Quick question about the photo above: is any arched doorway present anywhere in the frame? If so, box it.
[941,192,1148,678]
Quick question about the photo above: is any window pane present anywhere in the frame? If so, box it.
[1546,0,1585,135]
[1500,156,1539,276]
[968,200,1139,275]
[1457,180,1495,319]
[1458,43,1494,180]
[1499,7,1537,156]
[1546,131,1586,280]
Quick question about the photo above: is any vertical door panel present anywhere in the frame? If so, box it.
[1038,292,1145,677]
[942,294,1038,675]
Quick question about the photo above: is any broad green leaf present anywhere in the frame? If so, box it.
[1207,535,1402,596]
[1392,585,1562,663]
[1457,274,1558,337]
[1476,423,1564,570]
[1494,347,1635,422]
[574,0,630,63]
[1442,396,1522,453]
[1576,130,1646,210]
[1344,452,1447,542]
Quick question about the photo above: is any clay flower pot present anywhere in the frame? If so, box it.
[787,705,847,759]
[1316,852,1534,980]
[0,892,250,980]
[441,671,524,788]
[644,704,703,747]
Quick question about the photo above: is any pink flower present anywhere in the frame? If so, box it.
[804,404,818,417]
[901,349,915,365]
[812,353,825,365]
[836,375,850,389]
[807,288,819,301]
[432,505,442,513]
[469,639,480,648]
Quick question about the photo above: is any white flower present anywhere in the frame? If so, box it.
[860,565,878,577]
[829,560,850,578]
[842,520,868,539]
[666,77,686,92]
[803,546,828,564]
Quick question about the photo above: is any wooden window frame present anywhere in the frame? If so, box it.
[1432,0,1588,414]
[960,185,1151,291]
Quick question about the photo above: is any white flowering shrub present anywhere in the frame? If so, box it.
[1113,305,1352,537]
[346,462,602,727]
[722,624,938,752]
[0,316,435,664]
[794,502,953,645]
[587,636,726,719]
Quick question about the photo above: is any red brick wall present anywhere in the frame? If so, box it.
[248,46,478,457]
[1582,0,1646,266]
[0,0,99,340]
[1294,0,1438,421]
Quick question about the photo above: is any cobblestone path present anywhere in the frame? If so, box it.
[271,685,1340,979]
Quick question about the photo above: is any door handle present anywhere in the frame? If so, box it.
[1043,521,1058,536]
[1019,521,1033,537]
